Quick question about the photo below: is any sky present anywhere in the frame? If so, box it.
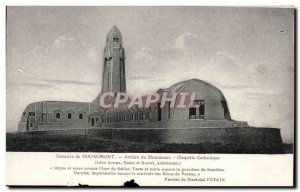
[6,7,294,143]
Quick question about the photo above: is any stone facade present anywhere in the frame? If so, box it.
[18,101,90,132]
[87,78,247,128]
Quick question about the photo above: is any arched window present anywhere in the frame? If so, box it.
[68,113,72,119]
[139,113,143,120]
[189,107,196,119]
[56,113,60,119]
[79,113,83,119]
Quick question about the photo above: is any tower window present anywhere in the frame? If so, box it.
[30,123,33,127]
[113,37,119,42]
[56,113,60,119]
[79,114,83,119]
[68,113,72,119]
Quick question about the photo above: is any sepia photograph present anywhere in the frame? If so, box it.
[5,6,295,187]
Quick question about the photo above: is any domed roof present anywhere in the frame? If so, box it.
[165,78,226,101]
[163,78,231,120]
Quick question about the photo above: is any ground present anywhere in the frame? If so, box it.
[6,133,293,154]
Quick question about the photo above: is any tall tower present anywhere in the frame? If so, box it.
[101,26,126,93]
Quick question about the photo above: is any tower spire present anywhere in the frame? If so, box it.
[101,26,126,94]
[106,25,122,45]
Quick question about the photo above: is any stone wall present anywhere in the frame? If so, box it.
[87,127,282,144]
[25,127,282,145]
[101,119,248,128]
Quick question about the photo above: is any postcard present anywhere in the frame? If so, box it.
[6,6,295,187]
